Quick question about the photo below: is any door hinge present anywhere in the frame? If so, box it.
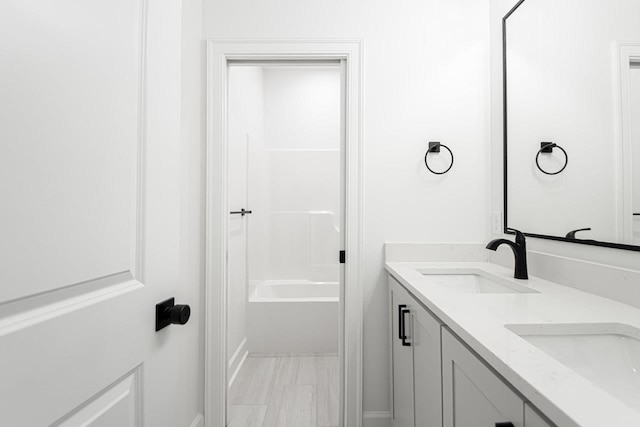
[339,250,346,264]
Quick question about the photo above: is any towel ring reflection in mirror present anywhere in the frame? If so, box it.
[535,142,568,175]
[424,141,454,175]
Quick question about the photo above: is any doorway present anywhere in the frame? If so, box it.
[227,62,342,426]
[205,41,363,427]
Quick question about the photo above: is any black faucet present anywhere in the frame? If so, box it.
[486,228,528,279]
[565,228,591,239]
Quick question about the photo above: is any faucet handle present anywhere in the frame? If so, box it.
[506,228,526,245]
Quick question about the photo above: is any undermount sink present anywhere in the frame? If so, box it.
[506,323,640,412]
[416,271,538,294]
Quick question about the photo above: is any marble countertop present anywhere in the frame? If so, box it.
[385,261,640,426]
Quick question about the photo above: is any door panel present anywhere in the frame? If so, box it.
[1,278,147,425]
[0,0,141,302]
[56,369,141,427]
[227,118,249,365]
[0,1,190,426]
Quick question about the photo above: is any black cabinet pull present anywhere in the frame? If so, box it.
[495,423,514,427]
[398,304,406,339]
[401,307,411,347]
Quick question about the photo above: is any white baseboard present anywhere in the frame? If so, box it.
[188,413,204,427]
[228,337,248,388]
[363,411,392,427]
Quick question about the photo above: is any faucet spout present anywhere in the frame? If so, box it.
[486,230,528,280]
[485,238,515,251]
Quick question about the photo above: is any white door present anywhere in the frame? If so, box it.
[0,1,195,426]
[227,68,251,388]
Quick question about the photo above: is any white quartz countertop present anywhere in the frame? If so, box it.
[385,261,640,427]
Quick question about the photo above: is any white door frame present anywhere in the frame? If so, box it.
[204,39,363,427]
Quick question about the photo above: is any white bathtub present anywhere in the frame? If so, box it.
[247,280,339,354]
[250,279,339,302]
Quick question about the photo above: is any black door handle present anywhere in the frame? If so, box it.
[401,307,411,347]
[156,298,191,331]
[495,423,514,427]
[230,209,252,216]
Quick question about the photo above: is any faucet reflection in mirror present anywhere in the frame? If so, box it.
[503,0,640,251]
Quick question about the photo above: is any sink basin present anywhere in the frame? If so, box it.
[506,323,640,412]
[416,272,538,294]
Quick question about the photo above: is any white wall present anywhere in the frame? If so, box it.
[229,67,265,144]
[203,0,491,415]
[250,67,341,284]
[491,0,640,274]
[263,67,341,150]
[504,0,640,242]
[250,150,341,283]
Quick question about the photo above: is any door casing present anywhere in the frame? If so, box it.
[204,39,363,427]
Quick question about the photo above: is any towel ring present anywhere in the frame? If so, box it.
[424,142,454,175]
[535,142,568,175]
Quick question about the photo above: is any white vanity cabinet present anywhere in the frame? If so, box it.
[389,277,442,427]
[389,274,555,427]
[442,328,524,427]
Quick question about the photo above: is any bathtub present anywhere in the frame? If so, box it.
[250,279,339,302]
[247,280,339,354]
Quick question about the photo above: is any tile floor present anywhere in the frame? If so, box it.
[228,355,339,427]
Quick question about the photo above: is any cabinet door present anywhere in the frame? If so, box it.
[442,328,524,427]
[412,305,443,427]
[390,284,414,427]
[525,403,553,427]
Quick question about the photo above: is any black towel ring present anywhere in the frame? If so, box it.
[424,142,454,175]
[535,142,568,175]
